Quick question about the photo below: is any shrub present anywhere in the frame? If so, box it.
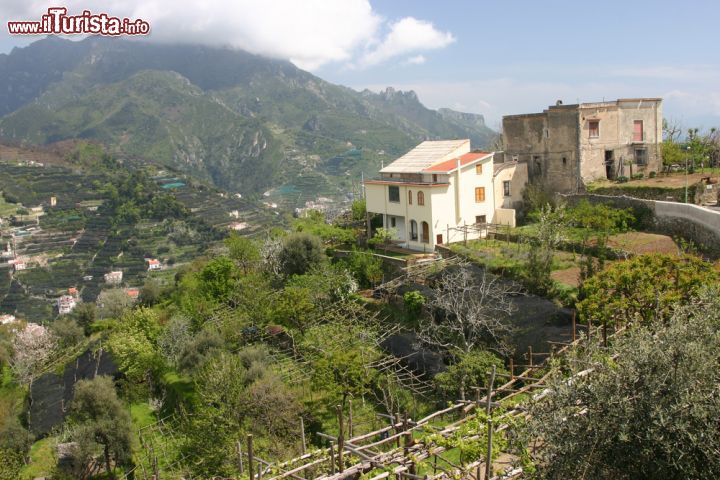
[278,232,325,276]
[616,176,629,183]
[649,171,657,178]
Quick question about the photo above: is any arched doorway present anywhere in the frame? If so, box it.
[410,220,418,241]
[421,221,429,243]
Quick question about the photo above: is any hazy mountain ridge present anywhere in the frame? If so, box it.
[0,37,497,202]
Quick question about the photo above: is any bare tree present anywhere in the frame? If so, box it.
[419,264,519,359]
[662,117,683,143]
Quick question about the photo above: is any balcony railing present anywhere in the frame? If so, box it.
[365,176,448,185]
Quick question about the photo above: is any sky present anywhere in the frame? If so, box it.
[1,0,719,130]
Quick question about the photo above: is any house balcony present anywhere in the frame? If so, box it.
[364,177,448,186]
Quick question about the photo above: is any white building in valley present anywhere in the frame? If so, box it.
[364,140,527,251]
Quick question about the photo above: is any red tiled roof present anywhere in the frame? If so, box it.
[422,152,491,173]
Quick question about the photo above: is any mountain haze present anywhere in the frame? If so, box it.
[0,37,496,204]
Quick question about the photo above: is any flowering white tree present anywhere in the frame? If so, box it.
[12,323,57,383]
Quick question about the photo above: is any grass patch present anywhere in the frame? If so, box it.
[20,437,56,480]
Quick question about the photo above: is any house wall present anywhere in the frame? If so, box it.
[365,182,445,250]
[579,100,662,182]
[492,162,528,227]
[502,108,579,192]
[503,99,663,193]
[493,162,528,210]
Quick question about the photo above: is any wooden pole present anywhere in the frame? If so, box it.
[329,441,336,474]
[300,417,306,455]
[603,322,608,347]
[336,405,344,473]
[152,454,159,480]
[572,310,577,343]
[348,399,353,438]
[247,434,254,480]
[484,365,496,480]
[395,411,402,448]
[237,440,244,474]
[588,317,592,343]
[509,358,514,379]
[403,412,412,457]
[528,345,533,368]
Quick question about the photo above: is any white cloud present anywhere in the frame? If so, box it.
[358,17,455,67]
[404,55,426,65]
[1,1,456,70]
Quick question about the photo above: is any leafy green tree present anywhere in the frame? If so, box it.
[139,277,163,306]
[0,412,32,480]
[182,351,302,475]
[72,302,97,334]
[68,376,132,478]
[346,249,384,287]
[106,308,164,383]
[661,139,684,169]
[158,314,192,366]
[577,253,719,328]
[403,290,426,321]
[278,232,325,277]
[198,256,239,303]
[434,350,506,401]
[302,322,382,408]
[369,227,397,253]
[50,317,84,348]
[225,233,261,273]
[566,200,635,284]
[286,264,358,304]
[529,289,720,480]
[524,204,565,295]
[178,329,224,372]
[273,285,317,335]
[293,210,356,244]
[97,288,134,319]
[351,198,366,221]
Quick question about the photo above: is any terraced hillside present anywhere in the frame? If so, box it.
[0,146,283,323]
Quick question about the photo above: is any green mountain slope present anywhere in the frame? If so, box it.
[0,37,496,204]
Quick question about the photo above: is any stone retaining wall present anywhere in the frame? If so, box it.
[561,193,720,258]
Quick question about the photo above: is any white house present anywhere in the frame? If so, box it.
[364,140,527,251]
[57,295,77,315]
[104,271,123,285]
[147,259,161,271]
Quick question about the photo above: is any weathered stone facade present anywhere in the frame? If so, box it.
[503,98,663,193]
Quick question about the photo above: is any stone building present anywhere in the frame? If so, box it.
[502,98,663,192]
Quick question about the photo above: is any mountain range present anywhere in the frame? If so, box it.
[0,37,496,205]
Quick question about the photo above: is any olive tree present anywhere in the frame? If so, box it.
[68,376,132,478]
[528,289,720,480]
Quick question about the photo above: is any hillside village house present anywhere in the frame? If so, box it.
[57,294,77,315]
[104,270,123,285]
[364,140,527,251]
[503,98,662,192]
[147,259,161,271]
